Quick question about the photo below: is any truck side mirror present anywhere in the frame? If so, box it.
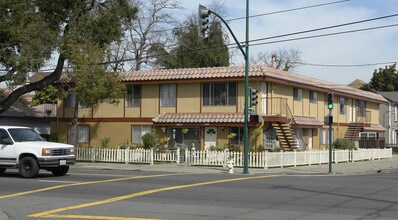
[1,138,13,145]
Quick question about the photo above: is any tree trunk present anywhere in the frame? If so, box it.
[70,94,79,147]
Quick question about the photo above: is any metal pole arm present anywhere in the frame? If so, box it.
[209,11,247,59]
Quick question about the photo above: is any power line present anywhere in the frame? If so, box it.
[226,0,350,22]
[126,0,351,37]
[249,13,398,43]
[248,23,398,47]
[293,61,398,67]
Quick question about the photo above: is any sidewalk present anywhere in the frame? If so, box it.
[75,155,398,175]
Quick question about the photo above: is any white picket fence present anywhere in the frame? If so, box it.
[75,148,393,168]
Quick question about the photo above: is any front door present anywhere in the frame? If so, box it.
[204,127,217,150]
[261,82,267,114]
[308,129,313,150]
[0,129,15,166]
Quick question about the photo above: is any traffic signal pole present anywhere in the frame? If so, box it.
[201,1,250,174]
[328,109,333,174]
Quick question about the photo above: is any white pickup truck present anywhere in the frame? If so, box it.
[0,126,75,178]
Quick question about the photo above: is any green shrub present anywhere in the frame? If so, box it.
[100,137,110,148]
[48,133,59,142]
[142,132,158,149]
[333,138,355,150]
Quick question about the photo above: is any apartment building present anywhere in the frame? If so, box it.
[51,66,387,151]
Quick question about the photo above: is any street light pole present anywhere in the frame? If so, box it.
[243,0,250,174]
[199,1,250,174]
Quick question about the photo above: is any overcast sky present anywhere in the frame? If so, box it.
[177,0,398,85]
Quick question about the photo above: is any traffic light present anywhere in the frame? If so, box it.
[198,5,210,37]
[324,115,333,125]
[250,87,258,107]
[249,114,260,124]
[327,93,333,109]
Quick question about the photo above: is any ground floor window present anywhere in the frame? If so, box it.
[68,125,89,144]
[167,127,200,149]
[230,127,243,145]
[132,126,151,144]
[359,132,376,140]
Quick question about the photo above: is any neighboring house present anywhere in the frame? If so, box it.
[49,66,387,151]
[377,92,398,146]
[0,104,57,139]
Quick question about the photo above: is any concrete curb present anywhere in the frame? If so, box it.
[0,211,8,220]
[75,155,398,176]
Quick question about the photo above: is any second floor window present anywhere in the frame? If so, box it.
[339,97,346,115]
[126,85,141,107]
[293,88,302,101]
[309,91,317,103]
[160,84,176,107]
[203,82,236,106]
[358,100,366,116]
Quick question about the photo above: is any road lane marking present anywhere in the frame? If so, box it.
[36,214,159,220]
[69,172,137,177]
[38,180,80,184]
[29,175,276,219]
[0,173,190,200]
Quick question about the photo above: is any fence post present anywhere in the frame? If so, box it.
[125,148,129,164]
[185,148,189,166]
[91,147,96,162]
[150,148,154,165]
[308,150,312,166]
[294,150,297,167]
[264,151,268,169]
[176,147,180,164]
[223,149,229,168]
[280,151,284,168]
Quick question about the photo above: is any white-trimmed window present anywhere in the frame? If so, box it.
[202,82,236,106]
[310,91,317,103]
[126,85,141,107]
[68,125,89,144]
[293,88,302,101]
[160,84,176,107]
[359,132,376,140]
[339,97,346,115]
[132,126,151,144]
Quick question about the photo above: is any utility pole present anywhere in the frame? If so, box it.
[198,1,250,173]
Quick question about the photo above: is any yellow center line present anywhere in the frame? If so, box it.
[29,175,276,219]
[0,173,191,200]
[38,214,158,220]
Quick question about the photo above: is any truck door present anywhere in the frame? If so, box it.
[0,129,16,166]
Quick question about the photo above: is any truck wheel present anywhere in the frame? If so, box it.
[19,157,39,178]
[0,168,6,174]
[51,166,69,176]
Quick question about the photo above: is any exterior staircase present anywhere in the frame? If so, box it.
[344,123,362,143]
[272,123,298,151]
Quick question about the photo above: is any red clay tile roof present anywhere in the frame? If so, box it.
[121,66,386,103]
[37,66,386,103]
[362,123,386,132]
[152,113,244,124]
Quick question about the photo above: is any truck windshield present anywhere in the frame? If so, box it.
[8,128,45,142]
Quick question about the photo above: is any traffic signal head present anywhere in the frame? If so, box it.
[198,5,211,37]
[250,87,259,107]
[249,114,260,124]
[327,93,333,109]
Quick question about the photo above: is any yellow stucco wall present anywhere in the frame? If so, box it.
[93,100,124,118]
[141,84,159,117]
[178,83,201,113]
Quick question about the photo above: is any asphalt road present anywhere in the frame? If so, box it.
[0,167,397,220]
